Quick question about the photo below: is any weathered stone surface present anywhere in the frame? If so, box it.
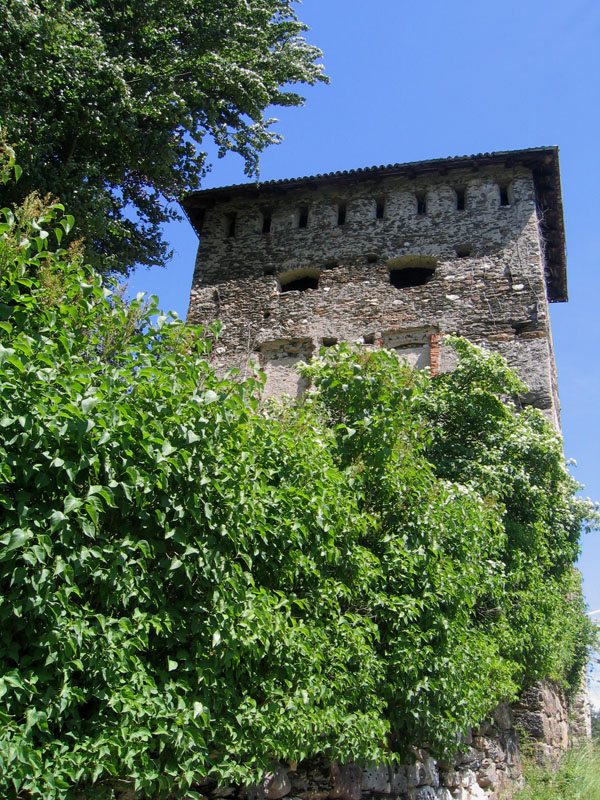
[389,764,409,794]
[330,762,362,800]
[460,769,477,788]
[476,760,497,790]
[361,764,391,793]
[263,769,292,799]
[422,758,439,790]
[185,157,562,430]
[440,769,462,789]
[407,761,428,788]
[410,786,437,800]
[455,747,483,769]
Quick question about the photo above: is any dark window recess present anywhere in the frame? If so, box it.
[262,211,272,234]
[337,203,347,226]
[322,259,338,269]
[225,212,237,237]
[416,192,427,215]
[513,321,538,335]
[375,197,385,219]
[281,275,319,292]
[390,268,434,288]
[387,255,437,289]
[263,310,271,320]
[499,185,510,206]
[455,245,472,257]
[456,188,465,211]
[195,210,205,233]
[322,336,338,347]
[363,333,376,344]
[366,253,378,264]
[263,265,275,276]
[298,206,309,228]
[279,268,320,293]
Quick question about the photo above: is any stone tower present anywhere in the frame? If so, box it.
[182,147,567,428]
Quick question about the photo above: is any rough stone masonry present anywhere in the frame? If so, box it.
[180,149,591,799]
[183,147,567,429]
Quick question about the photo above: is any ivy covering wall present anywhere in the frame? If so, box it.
[0,152,596,799]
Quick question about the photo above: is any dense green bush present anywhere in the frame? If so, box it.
[0,155,597,798]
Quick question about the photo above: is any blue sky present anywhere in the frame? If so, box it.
[126,0,600,701]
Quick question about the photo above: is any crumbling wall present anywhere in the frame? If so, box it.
[187,165,558,427]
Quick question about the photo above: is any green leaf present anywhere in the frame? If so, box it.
[64,495,82,514]
[0,528,29,553]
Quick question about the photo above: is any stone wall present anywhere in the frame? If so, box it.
[118,685,582,800]
[186,163,559,428]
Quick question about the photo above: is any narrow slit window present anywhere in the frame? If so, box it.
[455,188,465,211]
[225,212,237,238]
[298,205,309,229]
[262,210,272,234]
[499,185,510,206]
[337,203,347,226]
[375,197,385,219]
[416,192,427,215]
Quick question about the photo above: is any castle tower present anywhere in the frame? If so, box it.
[182,147,567,428]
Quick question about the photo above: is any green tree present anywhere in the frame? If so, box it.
[0,0,326,275]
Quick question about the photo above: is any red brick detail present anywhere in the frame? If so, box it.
[430,333,443,376]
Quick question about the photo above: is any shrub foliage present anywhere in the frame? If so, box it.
[0,160,597,798]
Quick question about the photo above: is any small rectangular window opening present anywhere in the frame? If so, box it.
[337,203,347,226]
[375,197,385,219]
[456,188,465,211]
[416,192,427,215]
[225,212,237,238]
[262,210,272,234]
[298,205,309,229]
[499,185,510,206]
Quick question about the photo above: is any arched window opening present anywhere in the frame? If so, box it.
[279,267,320,293]
[387,255,437,289]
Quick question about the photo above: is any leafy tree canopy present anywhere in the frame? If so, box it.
[0,0,327,274]
[0,153,597,798]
